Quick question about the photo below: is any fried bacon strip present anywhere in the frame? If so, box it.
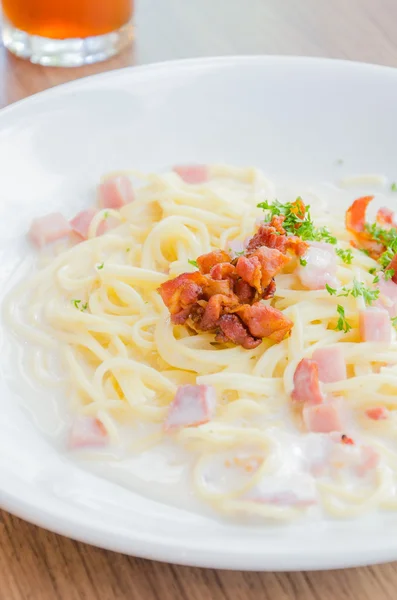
[246,218,308,257]
[345,195,385,259]
[158,220,302,348]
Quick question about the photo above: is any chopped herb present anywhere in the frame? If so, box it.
[349,279,379,305]
[391,182,397,192]
[97,262,104,270]
[103,211,109,219]
[335,247,353,264]
[360,248,370,256]
[384,268,395,281]
[188,259,199,268]
[325,283,337,296]
[126,247,131,252]
[71,299,88,312]
[372,275,380,284]
[335,305,352,333]
[392,316,397,329]
[257,198,336,244]
[299,258,307,267]
[368,267,377,275]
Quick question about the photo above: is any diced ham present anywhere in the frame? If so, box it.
[329,442,379,477]
[365,406,389,420]
[197,250,231,274]
[98,176,134,209]
[70,208,97,240]
[359,308,392,343]
[312,346,347,383]
[291,358,324,405]
[164,384,216,431]
[173,164,209,184]
[387,253,397,285]
[303,403,343,433]
[297,242,338,290]
[346,195,374,233]
[376,273,397,317]
[356,445,380,476]
[29,213,72,248]
[69,416,108,449]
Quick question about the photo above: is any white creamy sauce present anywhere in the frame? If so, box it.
[2,174,397,523]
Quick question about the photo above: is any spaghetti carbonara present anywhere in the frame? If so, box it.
[5,164,397,521]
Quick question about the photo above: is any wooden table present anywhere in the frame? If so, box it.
[1,0,397,597]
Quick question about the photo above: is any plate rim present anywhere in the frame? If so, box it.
[2,54,397,571]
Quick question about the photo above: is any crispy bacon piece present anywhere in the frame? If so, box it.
[216,314,261,349]
[197,250,231,274]
[234,279,256,304]
[158,271,207,322]
[210,262,237,281]
[202,278,232,299]
[346,195,374,233]
[291,358,324,405]
[247,222,308,257]
[236,303,293,342]
[199,294,239,331]
[345,195,386,259]
[236,247,290,294]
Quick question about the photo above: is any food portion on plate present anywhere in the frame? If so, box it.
[6,163,397,521]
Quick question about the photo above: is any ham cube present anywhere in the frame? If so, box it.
[356,445,380,476]
[98,176,134,210]
[359,308,392,343]
[303,403,343,433]
[291,358,324,405]
[70,208,97,240]
[29,213,71,248]
[164,384,216,431]
[297,242,338,290]
[173,164,209,184]
[365,406,388,420]
[69,416,108,449]
[312,346,347,383]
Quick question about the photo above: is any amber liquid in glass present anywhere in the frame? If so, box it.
[2,0,134,39]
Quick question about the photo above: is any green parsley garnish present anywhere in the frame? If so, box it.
[335,247,353,265]
[336,278,379,305]
[299,258,307,267]
[392,316,397,329]
[229,248,245,257]
[257,199,336,244]
[384,268,395,281]
[97,262,104,270]
[325,283,337,295]
[126,247,131,252]
[335,305,352,333]
[391,182,397,192]
[103,211,109,219]
[71,299,88,312]
[368,267,377,275]
[188,259,199,268]
[372,275,380,284]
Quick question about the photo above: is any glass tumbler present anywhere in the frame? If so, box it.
[1,0,134,67]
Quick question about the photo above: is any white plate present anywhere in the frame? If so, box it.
[1,56,397,571]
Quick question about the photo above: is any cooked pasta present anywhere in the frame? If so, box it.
[5,164,397,521]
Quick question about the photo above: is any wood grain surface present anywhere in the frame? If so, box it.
[1,0,397,598]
